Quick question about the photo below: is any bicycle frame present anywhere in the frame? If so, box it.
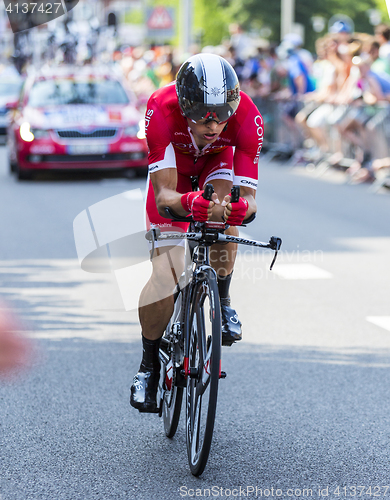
[149,215,282,474]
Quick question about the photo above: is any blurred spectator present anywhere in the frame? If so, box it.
[229,23,254,61]
[337,52,390,182]
[375,24,390,72]
[278,34,315,97]
[275,34,316,150]
[154,46,177,87]
[295,36,339,158]
[329,20,353,43]
[226,45,245,81]
[369,40,390,75]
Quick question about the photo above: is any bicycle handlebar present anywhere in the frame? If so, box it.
[155,184,281,269]
[146,227,282,270]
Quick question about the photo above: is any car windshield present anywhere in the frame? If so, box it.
[28,78,130,107]
[0,81,22,96]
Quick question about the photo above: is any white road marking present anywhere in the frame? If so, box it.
[366,316,390,332]
[271,263,333,280]
[0,260,139,342]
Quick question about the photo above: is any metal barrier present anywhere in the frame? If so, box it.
[253,96,390,191]
[253,97,304,157]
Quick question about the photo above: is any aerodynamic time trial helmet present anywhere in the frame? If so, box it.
[176,53,241,123]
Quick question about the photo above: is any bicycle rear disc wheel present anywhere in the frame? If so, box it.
[185,268,221,476]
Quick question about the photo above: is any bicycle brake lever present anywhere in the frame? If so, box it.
[269,236,282,251]
[203,184,214,201]
[269,236,282,270]
[145,226,161,261]
[145,227,161,241]
[221,185,240,224]
[230,185,240,203]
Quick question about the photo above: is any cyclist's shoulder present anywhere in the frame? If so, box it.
[147,82,180,116]
[233,91,262,124]
[228,91,263,138]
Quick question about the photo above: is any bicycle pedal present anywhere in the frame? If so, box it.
[219,371,227,379]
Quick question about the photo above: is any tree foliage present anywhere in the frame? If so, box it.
[132,0,390,50]
[194,0,390,49]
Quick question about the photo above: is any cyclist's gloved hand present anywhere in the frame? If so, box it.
[222,196,249,225]
[180,191,218,221]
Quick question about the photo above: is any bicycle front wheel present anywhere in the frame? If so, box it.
[185,267,221,476]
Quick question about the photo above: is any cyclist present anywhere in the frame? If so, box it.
[0,303,31,377]
[130,53,264,413]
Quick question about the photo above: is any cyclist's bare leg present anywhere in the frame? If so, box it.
[131,244,185,412]
[138,245,185,341]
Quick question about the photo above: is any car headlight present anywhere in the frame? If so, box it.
[32,129,50,139]
[20,122,35,142]
[137,119,146,140]
[20,123,50,142]
[123,120,146,140]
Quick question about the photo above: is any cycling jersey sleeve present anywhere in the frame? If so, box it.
[145,97,176,173]
[233,104,263,191]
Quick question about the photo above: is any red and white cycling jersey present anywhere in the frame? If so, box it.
[145,82,264,191]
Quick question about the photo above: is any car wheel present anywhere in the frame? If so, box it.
[135,167,148,178]
[16,164,34,181]
[9,159,17,174]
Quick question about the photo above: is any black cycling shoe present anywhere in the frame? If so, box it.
[220,299,242,346]
[130,370,160,413]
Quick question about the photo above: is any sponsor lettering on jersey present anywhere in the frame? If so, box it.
[145,109,154,131]
[253,114,264,164]
[173,142,228,155]
[242,179,257,188]
[210,170,231,176]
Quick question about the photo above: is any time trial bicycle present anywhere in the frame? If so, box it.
[146,184,282,476]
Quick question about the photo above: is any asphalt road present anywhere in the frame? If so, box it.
[1,148,390,500]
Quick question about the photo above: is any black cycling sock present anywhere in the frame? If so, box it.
[217,271,233,305]
[139,335,161,373]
